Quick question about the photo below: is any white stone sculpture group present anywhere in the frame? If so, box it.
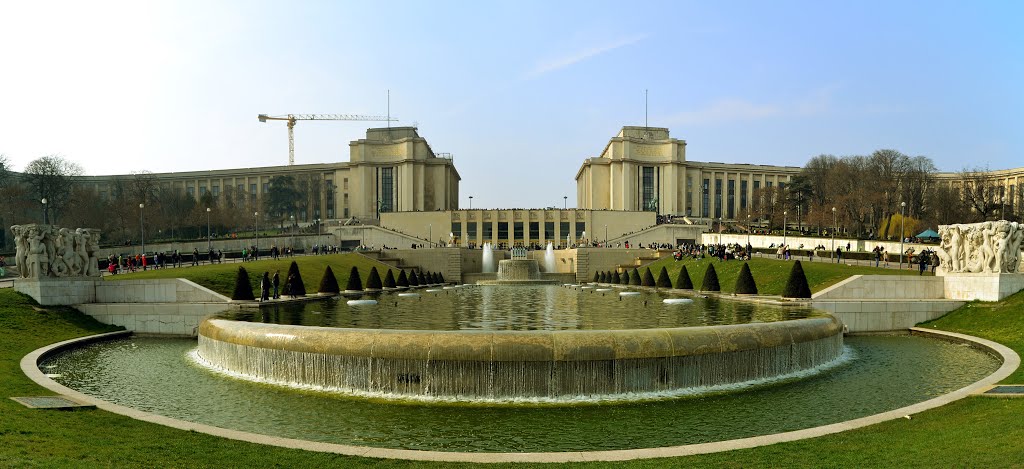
[10,224,102,279]
[937,221,1023,274]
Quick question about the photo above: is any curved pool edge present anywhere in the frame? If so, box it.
[20,328,1019,463]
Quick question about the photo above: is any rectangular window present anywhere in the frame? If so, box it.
[200,186,207,196]
[483,221,493,240]
[262,183,269,194]
[513,222,524,242]
[544,222,554,240]
[575,222,585,240]
[467,222,477,240]
[686,176,693,215]
[380,167,394,212]
[778,182,786,193]
[641,166,655,211]
[250,184,257,194]
[187,186,195,199]
[727,180,735,219]
[99,191,107,200]
[753,180,761,211]
[702,179,710,217]
[327,208,334,218]
[740,180,748,211]
[766,181,773,188]
[498,222,509,242]
[1010,184,1016,211]
[714,179,723,219]
[343,207,350,218]
[529,222,539,241]
[559,222,570,242]
[451,222,461,240]
[343,178,348,190]
[212,186,220,197]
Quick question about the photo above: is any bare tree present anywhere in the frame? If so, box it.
[957,167,1001,222]
[22,154,84,225]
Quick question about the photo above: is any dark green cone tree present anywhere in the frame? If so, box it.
[286,261,306,296]
[656,266,672,288]
[438,272,445,284]
[629,268,641,285]
[409,270,420,287]
[734,262,758,295]
[383,269,396,288]
[675,265,694,289]
[345,266,363,291]
[701,264,721,292]
[611,270,621,284]
[231,267,255,300]
[782,260,813,298]
[620,269,630,285]
[598,271,607,283]
[318,266,340,294]
[641,267,656,287]
[365,266,383,290]
[593,271,600,282]
[397,270,409,287]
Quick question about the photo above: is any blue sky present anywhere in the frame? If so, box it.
[2,0,1021,208]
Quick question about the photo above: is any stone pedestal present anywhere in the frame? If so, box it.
[14,277,98,306]
[941,273,1024,302]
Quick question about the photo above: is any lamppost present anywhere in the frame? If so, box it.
[563,196,567,210]
[254,211,259,260]
[899,201,906,269]
[831,207,836,261]
[428,223,432,248]
[206,207,212,251]
[316,218,321,252]
[41,198,48,224]
[604,225,608,247]
[139,203,145,259]
[469,196,473,210]
[746,214,751,248]
[783,211,788,249]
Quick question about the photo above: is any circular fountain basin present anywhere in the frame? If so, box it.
[197,314,843,402]
[477,258,558,285]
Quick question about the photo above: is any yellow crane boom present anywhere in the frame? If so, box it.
[258,113,397,165]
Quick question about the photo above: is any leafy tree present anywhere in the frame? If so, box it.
[656,266,672,288]
[287,261,306,296]
[629,268,641,286]
[782,261,812,298]
[231,267,255,300]
[318,266,340,294]
[701,264,720,292]
[22,154,83,224]
[345,266,363,291]
[675,265,693,289]
[734,262,758,295]
[366,267,383,290]
[641,267,655,287]
[264,175,300,227]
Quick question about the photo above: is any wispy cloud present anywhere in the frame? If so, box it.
[524,34,649,79]
[664,85,841,126]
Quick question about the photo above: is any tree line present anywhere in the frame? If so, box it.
[739,150,1022,240]
[0,154,332,252]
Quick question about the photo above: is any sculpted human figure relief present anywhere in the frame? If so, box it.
[938,221,1024,274]
[8,224,103,278]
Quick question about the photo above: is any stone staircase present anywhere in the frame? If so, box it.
[357,251,422,274]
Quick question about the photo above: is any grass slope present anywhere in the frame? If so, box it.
[2,291,1024,467]
[646,256,922,295]
[105,253,393,297]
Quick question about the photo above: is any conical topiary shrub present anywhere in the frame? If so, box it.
[629,268,641,286]
[593,271,600,283]
[641,267,656,287]
[365,266,383,290]
[345,266,363,292]
[734,262,758,295]
[782,260,812,298]
[675,265,694,289]
[318,266,340,294]
[611,270,621,284]
[620,269,630,285]
[231,267,255,300]
[598,271,606,283]
[656,266,672,288]
[438,272,445,284]
[433,272,441,284]
[409,270,420,287]
[701,263,721,292]
[397,270,409,287]
[383,269,396,288]
[287,261,306,296]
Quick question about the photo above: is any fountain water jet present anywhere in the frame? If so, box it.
[544,242,556,272]
[482,242,495,273]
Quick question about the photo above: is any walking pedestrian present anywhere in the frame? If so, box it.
[272,270,280,299]
[260,272,271,301]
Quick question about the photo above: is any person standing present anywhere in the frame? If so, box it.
[272,270,280,299]
[930,250,939,274]
[260,272,271,302]
[918,252,928,275]
[192,248,200,267]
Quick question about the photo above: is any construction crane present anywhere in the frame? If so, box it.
[258,114,398,165]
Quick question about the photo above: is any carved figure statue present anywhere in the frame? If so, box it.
[937,220,1024,274]
[7,224,103,279]
[11,226,29,278]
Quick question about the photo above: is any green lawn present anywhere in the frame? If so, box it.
[105,253,397,297]
[642,255,924,295]
[2,288,1024,467]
